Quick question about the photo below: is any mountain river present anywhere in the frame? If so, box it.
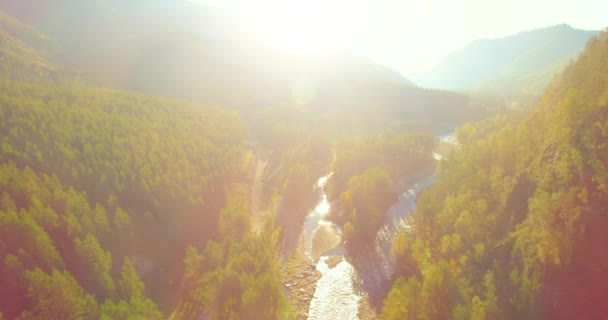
[303,132,456,319]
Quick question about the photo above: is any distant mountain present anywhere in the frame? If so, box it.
[413,24,598,95]
[383,30,608,320]
[0,0,480,133]
[0,10,62,81]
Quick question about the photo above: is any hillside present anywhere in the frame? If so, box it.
[0,11,61,81]
[414,24,598,96]
[0,5,454,318]
[382,31,608,320]
[0,0,480,133]
[2,2,590,319]
[0,79,276,318]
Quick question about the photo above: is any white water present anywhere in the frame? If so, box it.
[434,132,458,160]
[439,131,458,145]
[307,257,361,320]
[359,132,456,292]
[305,174,435,319]
[304,174,363,320]
[303,174,333,260]
[305,131,457,318]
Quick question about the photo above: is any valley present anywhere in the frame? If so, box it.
[0,1,606,320]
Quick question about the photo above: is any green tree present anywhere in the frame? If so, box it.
[219,196,251,241]
[19,268,99,320]
[74,233,114,296]
[380,276,421,320]
[118,257,144,299]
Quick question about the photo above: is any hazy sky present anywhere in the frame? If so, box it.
[196,0,607,75]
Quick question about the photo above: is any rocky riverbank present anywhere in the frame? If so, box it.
[281,234,321,320]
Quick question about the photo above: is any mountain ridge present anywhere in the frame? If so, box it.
[0,0,476,133]
[412,24,598,95]
[383,29,608,320]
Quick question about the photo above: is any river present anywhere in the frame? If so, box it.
[304,174,360,320]
[302,132,457,319]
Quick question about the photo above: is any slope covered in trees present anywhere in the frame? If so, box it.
[0,0,483,133]
[0,10,62,82]
[4,2,594,319]
[0,163,163,319]
[0,80,247,246]
[326,131,437,247]
[382,31,608,320]
[415,24,597,96]
[0,6,471,317]
[173,220,288,320]
[0,78,279,317]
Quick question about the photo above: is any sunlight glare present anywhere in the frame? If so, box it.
[234,0,358,55]
[227,0,455,72]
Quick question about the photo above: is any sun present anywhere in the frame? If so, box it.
[233,0,357,55]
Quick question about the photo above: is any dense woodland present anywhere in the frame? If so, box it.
[0,163,163,319]
[382,31,608,320]
[326,131,436,246]
[0,0,484,134]
[0,11,63,83]
[0,4,306,318]
[0,77,274,318]
[0,1,605,319]
[173,219,288,320]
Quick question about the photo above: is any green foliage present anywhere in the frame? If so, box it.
[219,195,251,241]
[74,233,114,297]
[100,295,164,320]
[383,31,608,319]
[338,167,394,244]
[455,112,525,146]
[327,130,436,201]
[380,276,421,320]
[0,10,62,82]
[0,77,249,315]
[0,163,164,318]
[282,163,312,206]
[325,130,436,246]
[100,258,163,320]
[174,225,289,320]
[118,258,145,300]
[0,80,247,218]
[19,268,99,320]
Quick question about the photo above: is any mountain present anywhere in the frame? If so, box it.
[383,30,608,319]
[0,2,477,318]
[0,0,479,133]
[0,2,287,318]
[0,10,61,81]
[413,24,598,95]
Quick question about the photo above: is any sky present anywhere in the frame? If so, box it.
[195,0,607,75]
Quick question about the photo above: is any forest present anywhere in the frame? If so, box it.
[326,131,436,247]
[381,32,608,320]
[0,1,606,319]
[0,78,263,318]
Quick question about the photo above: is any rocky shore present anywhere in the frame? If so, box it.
[281,235,321,320]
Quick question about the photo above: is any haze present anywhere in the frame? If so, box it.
[3,0,608,319]
[198,0,607,74]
